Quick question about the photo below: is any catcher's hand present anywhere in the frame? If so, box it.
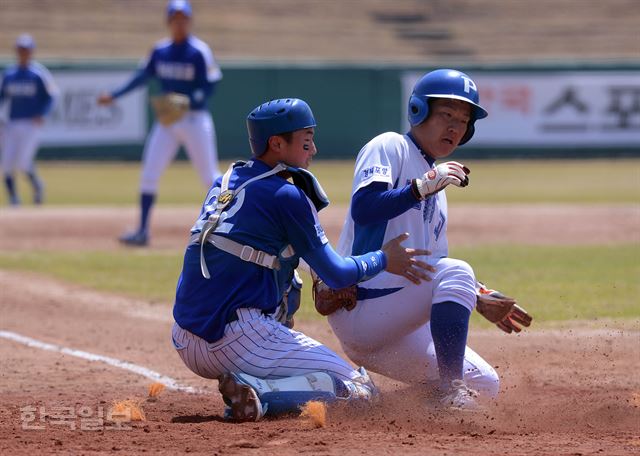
[475,281,532,334]
[151,92,190,126]
[311,270,357,316]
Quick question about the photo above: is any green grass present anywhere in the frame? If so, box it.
[2,159,639,206]
[452,244,640,326]
[0,250,183,304]
[0,244,637,324]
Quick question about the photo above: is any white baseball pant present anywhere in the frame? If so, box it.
[1,119,42,174]
[172,308,361,382]
[328,257,500,397]
[140,110,220,194]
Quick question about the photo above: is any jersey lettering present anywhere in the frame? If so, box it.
[192,187,245,234]
[6,82,37,97]
[217,190,245,234]
[156,62,196,81]
[434,210,446,241]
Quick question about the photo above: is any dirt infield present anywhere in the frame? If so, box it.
[1,204,639,455]
[0,269,639,455]
[1,203,638,251]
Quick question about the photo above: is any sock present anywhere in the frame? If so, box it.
[139,193,156,234]
[430,301,471,389]
[26,171,44,204]
[4,174,18,204]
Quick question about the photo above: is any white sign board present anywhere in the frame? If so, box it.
[402,71,640,148]
[41,71,147,146]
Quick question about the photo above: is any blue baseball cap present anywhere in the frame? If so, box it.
[167,0,192,18]
[15,34,35,50]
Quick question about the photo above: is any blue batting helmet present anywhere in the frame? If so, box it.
[167,0,192,18]
[408,69,488,145]
[247,98,317,156]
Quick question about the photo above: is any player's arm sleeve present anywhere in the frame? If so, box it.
[351,135,401,195]
[276,184,387,288]
[276,186,329,257]
[351,181,420,225]
[304,243,386,289]
[36,65,59,116]
[111,53,155,99]
[194,47,222,103]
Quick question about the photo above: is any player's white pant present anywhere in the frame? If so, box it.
[172,308,361,382]
[140,110,220,194]
[328,257,500,398]
[1,119,42,174]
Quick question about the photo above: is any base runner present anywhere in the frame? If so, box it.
[315,69,532,411]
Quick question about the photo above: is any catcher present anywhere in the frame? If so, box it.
[98,0,222,246]
[314,69,532,411]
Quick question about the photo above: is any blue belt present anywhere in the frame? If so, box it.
[356,286,403,301]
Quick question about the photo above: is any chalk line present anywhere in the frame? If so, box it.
[0,330,206,394]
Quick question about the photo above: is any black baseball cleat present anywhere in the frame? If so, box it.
[218,373,265,422]
[118,230,149,247]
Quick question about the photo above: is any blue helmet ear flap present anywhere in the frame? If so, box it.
[459,121,476,145]
[408,95,429,126]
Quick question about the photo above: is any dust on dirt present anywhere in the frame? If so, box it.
[0,268,638,455]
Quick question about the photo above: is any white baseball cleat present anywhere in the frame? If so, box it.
[439,379,482,412]
[218,373,265,422]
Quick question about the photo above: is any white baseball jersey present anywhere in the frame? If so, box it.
[337,132,449,291]
[330,131,499,397]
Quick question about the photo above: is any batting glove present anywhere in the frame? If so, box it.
[412,161,470,200]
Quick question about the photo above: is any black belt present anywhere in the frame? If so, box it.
[226,308,275,324]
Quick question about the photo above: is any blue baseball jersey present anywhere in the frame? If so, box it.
[173,159,329,343]
[0,62,58,120]
[111,35,222,110]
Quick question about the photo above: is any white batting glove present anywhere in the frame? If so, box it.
[412,161,470,200]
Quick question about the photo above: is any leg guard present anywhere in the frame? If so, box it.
[221,368,378,419]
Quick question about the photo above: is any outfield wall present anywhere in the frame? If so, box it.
[1,61,638,160]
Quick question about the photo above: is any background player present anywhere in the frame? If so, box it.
[171,97,432,421]
[326,69,511,411]
[98,0,222,246]
[0,34,58,206]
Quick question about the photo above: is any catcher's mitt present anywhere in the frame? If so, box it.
[151,92,190,126]
[476,282,532,334]
[311,270,357,316]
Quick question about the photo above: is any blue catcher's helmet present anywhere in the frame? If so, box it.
[167,0,192,18]
[246,98,316,156]
[408,69,488,145]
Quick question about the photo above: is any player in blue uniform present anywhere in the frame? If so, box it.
[98,0,222,246]
[171,98,433,421]
[0,34,58,206]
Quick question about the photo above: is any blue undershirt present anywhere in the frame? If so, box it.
[351,182,420,226]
